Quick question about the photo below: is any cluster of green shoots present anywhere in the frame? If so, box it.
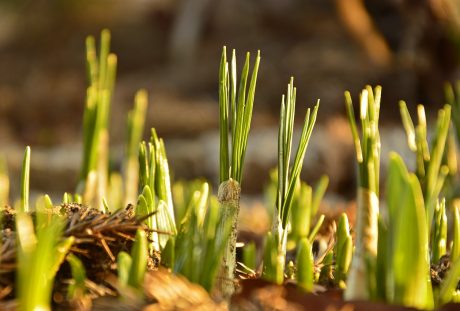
[2,28,460,311]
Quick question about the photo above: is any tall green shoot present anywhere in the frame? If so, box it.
[78,29,117,211]
[20,146,30,213]
[124,89,148,207]
[217,47,260,297]
[264,78,319,285]
[345,86,381,300]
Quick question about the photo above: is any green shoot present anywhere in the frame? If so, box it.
[289,176,328,246]
[78,29,117,211]
[66,254,87,301]
[137,129,177,252]
[117,251,132,288]
[262,232,283,284]
[128,229,148,289]
[17,212,71,311]
[0,155,9,207]
[296,238,314,292]
[431,199,447,264]
[20,146,30,213]
[217,47,260,297]
[307,214,325,243]
[382,153,433,309]
[399,101,451,231]
[452,204,460,263]
[174,190,232,292]
[219,47,260,184]
[124,89,148,206]
[344,86,381,300]
[242,241,257,271]
[266,77,319,286]
[335,213,352,284]
[161,237,175,270]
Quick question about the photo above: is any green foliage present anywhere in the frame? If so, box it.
[399,101,451,230]
[277,79,319,229]
[78,29,117,210]
[289,176,328,245]
[137,129,177,252]
[124,90,148,206]
[19,146,30,213]
[242,241,257,271]
[381,153,433,309]
[431,199,447,264]
[66,254,87,300]
[346,86,381,193]
[344,86,381,300]
[296,238,314,292]
[115,229,148,291]
[262,232,283,284]
[219,47,261,184]
[173,188,232,291]
[17,212,72,311]
[128,229,148,289]
[117,251,132,288]
[335,213,352,283]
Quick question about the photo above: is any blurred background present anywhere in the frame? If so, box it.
[0,0,460,201]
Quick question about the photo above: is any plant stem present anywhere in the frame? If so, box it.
[216,178,241,299]
[20,146,30,213]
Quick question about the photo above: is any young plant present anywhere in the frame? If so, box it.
[17,212,74,311]
[174,185,232,292]
[334,213,352,285]
[289,176,329,246]
[124,89,148,207]
[242,241,257,271]
[431,199,447,264]
[20,146,30,213]
[217,47,260,297]
[116,229,148,291]
[264,78,319,285]
[66,254,87,301]
[344,86,381,300]
[137,128,176,252]
[381,153,433,309]
[78,29,117,210]
[296,238,314,292]
[399,101,451,230]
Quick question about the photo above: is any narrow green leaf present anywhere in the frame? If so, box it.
[20,146,30,213]
[128,229,148,289]
[117,251,132,288]
[296,238,314,292]
[67,254,87,300]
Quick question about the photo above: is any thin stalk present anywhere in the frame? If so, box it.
[20,146,30,213]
